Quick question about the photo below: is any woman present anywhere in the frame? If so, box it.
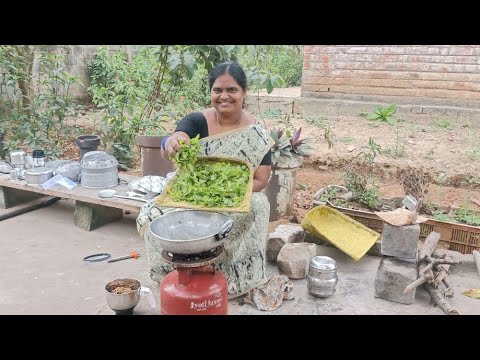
[136,62,273,298]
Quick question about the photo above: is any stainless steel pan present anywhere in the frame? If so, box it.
[149,210,234,255]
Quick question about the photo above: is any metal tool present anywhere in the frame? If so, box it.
[98,189,149,203]
[107,251,141,263]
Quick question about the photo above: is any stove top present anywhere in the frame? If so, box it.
[161,246,224,268]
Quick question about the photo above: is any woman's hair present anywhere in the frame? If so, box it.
[208,62,247,92]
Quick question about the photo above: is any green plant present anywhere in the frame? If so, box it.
[238,46,303,88]
[262,109,282,119]
[433,118,453,129]
[366,104,397,125]
[453,205,480,226]
[270,126,313,165]
[356,138,382,164]
[343,171,379,210]
[0,46,83,158]
[304,113,328,127]
[467,146,480,161]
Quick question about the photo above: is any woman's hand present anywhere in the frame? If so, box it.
[161,131,190,159]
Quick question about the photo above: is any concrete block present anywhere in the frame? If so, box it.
[0,186,45,209]
[267,224,305,262]
[381,223,420,259]
[73,201,123,231]
[374,257,418,305]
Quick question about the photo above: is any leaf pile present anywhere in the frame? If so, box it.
[171,134,202,168]
[169,161,250,207]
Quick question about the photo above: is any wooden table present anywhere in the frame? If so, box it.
[0,173,145,231]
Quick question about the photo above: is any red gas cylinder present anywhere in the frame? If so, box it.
[160,265,228,315]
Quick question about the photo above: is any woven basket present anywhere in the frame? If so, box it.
[154,156,253,213]
[301,205,380,261]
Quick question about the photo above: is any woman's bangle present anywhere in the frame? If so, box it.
[161,136,170,151]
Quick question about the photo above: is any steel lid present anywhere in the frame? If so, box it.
[309,256,337,270]
[25,167,53,176]
[80,151,118,169]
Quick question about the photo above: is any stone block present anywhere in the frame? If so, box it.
[267,224,305,262]
[277,243,316,279]
[381,223,420,259]
[374,257,418,305]
[73,201,123,231]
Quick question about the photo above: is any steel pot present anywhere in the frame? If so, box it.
[307,256,338,298]
[149,210,234,255]
[105,278,156,315]
[24,167,53,185]
[9,150,26,166]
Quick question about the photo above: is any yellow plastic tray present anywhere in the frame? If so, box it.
[154,156,253,213]
[301,205,380,261]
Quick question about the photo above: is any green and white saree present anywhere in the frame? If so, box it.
[136,123,273,298]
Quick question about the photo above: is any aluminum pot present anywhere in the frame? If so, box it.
[149,210,234,255]
[24,167,53,185]
[9,150,26,166]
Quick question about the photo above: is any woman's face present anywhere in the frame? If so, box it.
[211,74,245,116]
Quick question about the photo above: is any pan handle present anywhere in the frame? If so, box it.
[147,204,164,221]
[216,219,234,240]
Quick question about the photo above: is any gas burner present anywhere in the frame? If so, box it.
[161,246,224,268]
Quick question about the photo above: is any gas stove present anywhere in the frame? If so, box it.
[161,246,224,268]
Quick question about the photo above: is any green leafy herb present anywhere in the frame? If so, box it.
[171,134,201,168]
[169,161,250,207]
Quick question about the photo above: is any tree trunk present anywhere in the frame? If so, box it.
[16,45,35,115]
[126,45,132,65]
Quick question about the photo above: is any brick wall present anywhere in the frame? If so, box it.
[302,46,480,108]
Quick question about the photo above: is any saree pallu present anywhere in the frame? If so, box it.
[136,123,272,298]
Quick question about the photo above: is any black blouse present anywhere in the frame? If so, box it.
[174,112,272,166]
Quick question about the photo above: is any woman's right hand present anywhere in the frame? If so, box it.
[163,132,191,159]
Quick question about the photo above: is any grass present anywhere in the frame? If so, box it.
[338,137,354,143]
[304,114,328,127]
[261,109,282,119]
[432,118,453,129]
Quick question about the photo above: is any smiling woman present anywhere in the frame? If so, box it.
[137,62,274,298]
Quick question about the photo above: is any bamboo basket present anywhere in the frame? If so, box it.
[301,205,380,261]
[154,156,253,213]
[327,202,480,254]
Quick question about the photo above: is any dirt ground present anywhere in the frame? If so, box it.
[67,103,480,226]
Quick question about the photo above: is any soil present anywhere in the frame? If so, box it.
[66,106,480,227]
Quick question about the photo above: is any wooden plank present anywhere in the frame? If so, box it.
[0,174,144,213]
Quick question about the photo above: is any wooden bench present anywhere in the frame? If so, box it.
[0,173,144,231]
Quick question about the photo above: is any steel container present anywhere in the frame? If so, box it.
[24,167,53,185]
[149,210,234,255]
[80,151,118,188]
[9,150,26,166]
[307,256,338,298]
[105,278,156,315]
